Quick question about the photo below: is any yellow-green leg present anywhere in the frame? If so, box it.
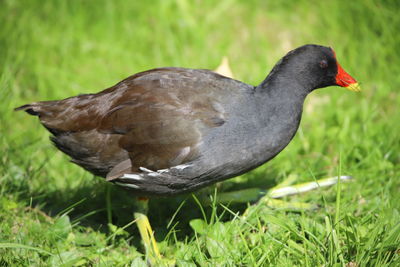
[134,198,175,266]
[267,175,352,198]
[252,175,352,211]
[205,175,352,210]
[134,198,161,264]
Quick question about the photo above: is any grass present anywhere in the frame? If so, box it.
[1,0,399,266]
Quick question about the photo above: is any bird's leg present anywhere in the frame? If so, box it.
[248,175,353,211]
[267,175,352,199]
[207,176,352,210]
[134,197,161,263]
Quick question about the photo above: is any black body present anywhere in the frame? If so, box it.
[16,44,339,196]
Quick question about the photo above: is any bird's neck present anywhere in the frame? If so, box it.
[253,63,310,130]
[256,60,309,98]
[254,69,309,124]
[247,73,309,167]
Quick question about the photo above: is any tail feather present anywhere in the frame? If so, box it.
[15,98,119,178]
[15,101,63,135]
[15,100,59,116]
[14,103,41,116]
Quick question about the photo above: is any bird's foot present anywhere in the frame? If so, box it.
[267,175,352,199]
[134,199,175,266]
[134,212,161,260]
[207,175,352,210]
[253,175,353,212]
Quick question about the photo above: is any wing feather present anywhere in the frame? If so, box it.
[99,71,227,178]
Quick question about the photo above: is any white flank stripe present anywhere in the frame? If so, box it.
[172,164,191,170]
[148,172,161,177]
[139,167,153,173]
[115,182,140,189]
[122,174,143,180]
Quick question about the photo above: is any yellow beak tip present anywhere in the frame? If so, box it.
[346,83,361,92]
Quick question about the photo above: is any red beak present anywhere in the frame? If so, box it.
[332,49,361,92]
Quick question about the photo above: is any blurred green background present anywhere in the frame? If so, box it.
[1,0,399,266]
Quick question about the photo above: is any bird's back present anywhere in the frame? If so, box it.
[16,67,253,179]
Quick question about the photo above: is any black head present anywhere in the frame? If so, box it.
[260,44,360,93]
[287,45,338,90]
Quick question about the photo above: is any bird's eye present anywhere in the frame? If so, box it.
[319,59,328,69]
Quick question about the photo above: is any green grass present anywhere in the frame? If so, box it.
[1,0,399,266]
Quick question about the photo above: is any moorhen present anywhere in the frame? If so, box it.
[16,44,360,261]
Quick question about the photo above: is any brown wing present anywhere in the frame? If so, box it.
[98,77,226,179]
[16,68,229,180]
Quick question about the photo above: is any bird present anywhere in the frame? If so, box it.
[15,44,360,262]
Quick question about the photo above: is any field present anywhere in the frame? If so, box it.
[1,0,399,266]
